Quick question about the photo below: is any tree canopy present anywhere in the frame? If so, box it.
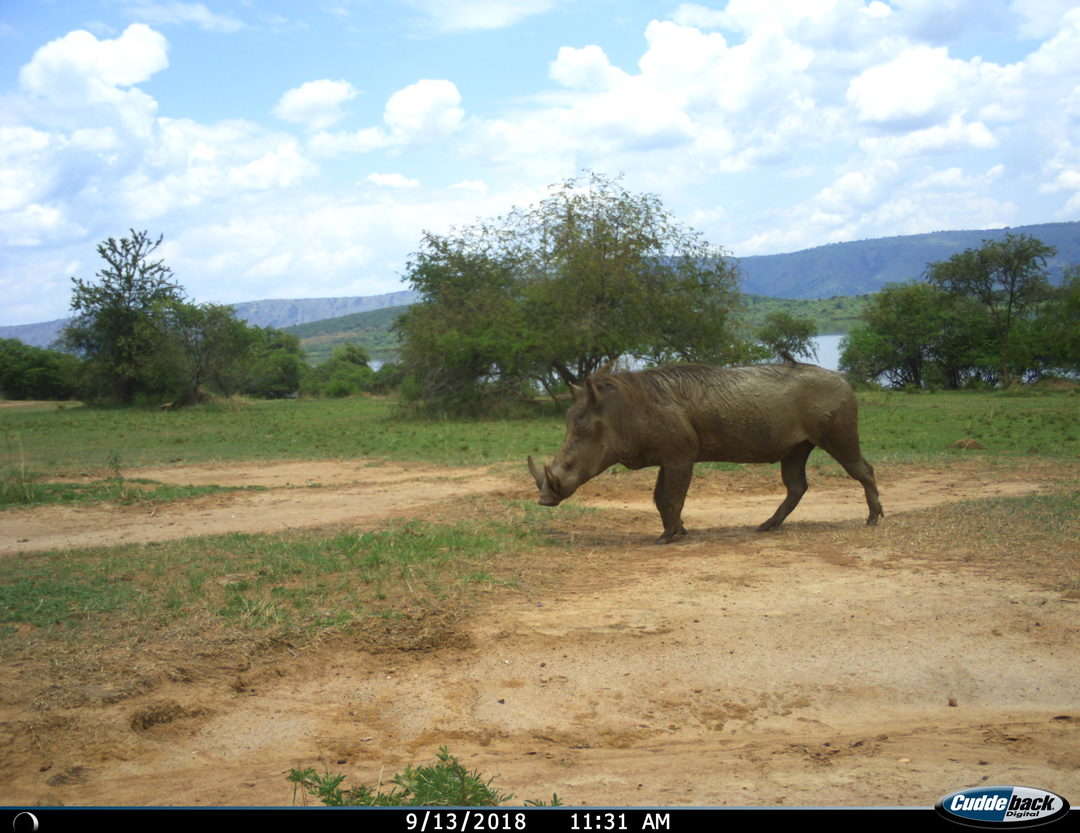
[56,229,306,405]
[841,234,1076,388]
[396,172,747,412]
[63,230,186,403]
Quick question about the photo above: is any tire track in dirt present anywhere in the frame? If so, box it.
[2,461,516,556]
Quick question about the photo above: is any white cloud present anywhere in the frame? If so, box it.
[227,140,315,189]
[859,114,998,156]
[274,79,359,130]
[18,24,168,137]
[450,179,488,193]
[384,80,464,141]
[309,127,390,156]
[1011,0,1078,38]
[404,0,556,32]
[367,172,420,189]
[310,79,463,157]
[19,24,168,92]
[847,45,973,126]
[888,0,994,42]
[549,45,628,91]
[127,2,245,32]
[816,161,900,211]
[4,203,85,248]
[915,164,1005,190]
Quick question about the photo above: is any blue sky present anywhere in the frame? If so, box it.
[2,0,1078,326]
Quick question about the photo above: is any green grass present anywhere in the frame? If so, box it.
[0,509,558,636]
[741,293,870,335]
[2,397,566,475]
[0,474,264,510]
[289,746,561,806]
[3,390,1077,483]
[850,389,1080,464]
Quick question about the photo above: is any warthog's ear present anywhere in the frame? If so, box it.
[584,376,601,406]
[569,382,584,401]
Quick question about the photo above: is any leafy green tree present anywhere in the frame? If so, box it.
[755,311,819,363]
[301,343,375,397]
[840,283,955,388]
[925,233,1056,383]
[396,226,533,412]
[242,328,305,398]
[0,339,83,400]
[519,172,743,384]
[157,302,259,404]
[62,230,186,403]
[397,172,746,413]
[1027,265,1080,376]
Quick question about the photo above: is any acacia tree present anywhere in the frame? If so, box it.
[925,233,1056,383]
[397,172,746,412]
[755,311,819,363]
[156,301,259,403]
[518,172,743,385]
[63,230,186,403]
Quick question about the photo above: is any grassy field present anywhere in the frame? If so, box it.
[1,388,1077,657]
[3,389,1078,481]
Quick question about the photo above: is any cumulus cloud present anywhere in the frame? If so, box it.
[1011,0,1079,38]
[18,23,168,136]
[384,80,464,141]
[549,45,629,90]
[312,79,463,156]
[859,114,998,156]
[274,79,359,130]
[846,45,973,127]
[367,172,420,189]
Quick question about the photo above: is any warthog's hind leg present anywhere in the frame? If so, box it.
[758,441,814,532]
[839,456,883,525]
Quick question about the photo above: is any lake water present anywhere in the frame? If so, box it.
[812,333,844,371]
[371,334,846,374]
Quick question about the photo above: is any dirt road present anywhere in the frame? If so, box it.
[2,458,1077,807]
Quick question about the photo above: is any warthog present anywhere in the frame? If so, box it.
[528,362,883,542]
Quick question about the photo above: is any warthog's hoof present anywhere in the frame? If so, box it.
[655,526,688,544]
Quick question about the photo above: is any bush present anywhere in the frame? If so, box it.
[288,747,561,807]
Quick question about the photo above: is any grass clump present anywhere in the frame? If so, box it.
[0,474,264,510]
[288,747,561,807]
[0,508,557,643]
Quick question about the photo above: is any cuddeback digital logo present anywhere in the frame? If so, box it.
[936,786,1070,828]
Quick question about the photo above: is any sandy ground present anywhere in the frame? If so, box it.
[1,457,1077,808]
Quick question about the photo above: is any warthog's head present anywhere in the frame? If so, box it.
[528,375,617,507]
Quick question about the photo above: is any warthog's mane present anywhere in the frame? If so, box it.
[599,362,799,406]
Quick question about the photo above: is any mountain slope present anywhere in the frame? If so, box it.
[737,221,1079,298]
[3,221,1075,349]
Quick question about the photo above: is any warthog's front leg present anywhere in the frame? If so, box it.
[654,463,693,544]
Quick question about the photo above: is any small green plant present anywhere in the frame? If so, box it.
[288,747,561,806]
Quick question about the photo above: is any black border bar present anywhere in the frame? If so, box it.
[4,807,1078,833]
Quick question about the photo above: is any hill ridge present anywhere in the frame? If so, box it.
[3,221,1076,349]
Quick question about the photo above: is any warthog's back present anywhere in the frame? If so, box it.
[624,364,858,464]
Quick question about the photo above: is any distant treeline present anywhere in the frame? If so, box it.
[285,294,871,366]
